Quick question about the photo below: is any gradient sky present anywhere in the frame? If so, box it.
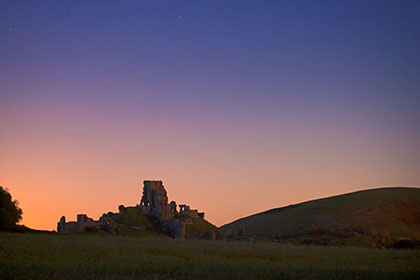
[1,1,419,231]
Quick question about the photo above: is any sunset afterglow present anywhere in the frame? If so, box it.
[1,1,419,231]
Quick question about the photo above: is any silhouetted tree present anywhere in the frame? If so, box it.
[0,186,23,230]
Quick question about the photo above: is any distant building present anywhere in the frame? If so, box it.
[57,214,115,233]
[139,180,173,221]
[138,180,204,221]
[57,180,205,235]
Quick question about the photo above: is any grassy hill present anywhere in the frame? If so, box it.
[106,207,218,238]
[221,187,420,246]
[106,207,165,236]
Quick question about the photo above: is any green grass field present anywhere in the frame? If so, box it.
[1,232,419,279]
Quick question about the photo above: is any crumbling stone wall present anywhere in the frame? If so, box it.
[138,181,205,223]
[163,219,186,239]
[57,179,206,238]
[179,204,204,218]
[139,180,174,221]
[57,215,115,234]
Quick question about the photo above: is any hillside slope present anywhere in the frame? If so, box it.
[221,187,420,242]
[106,207,218,238]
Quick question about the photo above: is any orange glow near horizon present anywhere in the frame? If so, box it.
[1,1,420,231]
[2,108,419,231]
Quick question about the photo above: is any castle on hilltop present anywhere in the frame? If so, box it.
[57,180,205,237]
[138,180,204,221]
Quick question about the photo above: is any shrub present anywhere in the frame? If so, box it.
[85,226,99,233]
[392,239,418,250]
[300,238,325,246]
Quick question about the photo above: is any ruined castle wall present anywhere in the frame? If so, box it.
[58,215,115,233]
[183,209,199,218]
[140,180,173,221]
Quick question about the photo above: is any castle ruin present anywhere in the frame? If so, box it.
[57,180,205,239]
[139,180,172,221]
[57,214,116,234]
[138,180,204,221]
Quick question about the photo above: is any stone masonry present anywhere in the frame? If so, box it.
[57,214,115,233]
[139,180,173,221]
[57,180,205,238]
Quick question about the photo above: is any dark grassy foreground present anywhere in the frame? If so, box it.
[1,233,419,280]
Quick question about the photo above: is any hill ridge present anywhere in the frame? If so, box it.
[221,187,420,246]
[222,186,419,228]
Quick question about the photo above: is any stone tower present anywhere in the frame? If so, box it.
[140,180,171,221]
